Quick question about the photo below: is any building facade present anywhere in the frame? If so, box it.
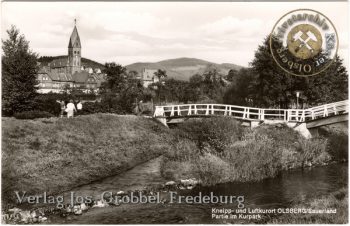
[141,69,159,88]
[37,21,105,94]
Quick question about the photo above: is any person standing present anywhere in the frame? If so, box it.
[66,99,77,118]
[137,100,144,116]
[77,100,83,115]
[56,100,66,118]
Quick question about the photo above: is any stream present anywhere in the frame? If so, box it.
[47,158,347,224]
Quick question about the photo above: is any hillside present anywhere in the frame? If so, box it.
[126,57,244,81]
[38,56,105,69]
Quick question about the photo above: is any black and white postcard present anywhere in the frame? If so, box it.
[1,1,348,224]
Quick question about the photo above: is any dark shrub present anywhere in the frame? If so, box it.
[34,94,61,116]
[318,125,348,162]
[14,111,54,119]
[174,116,243,153]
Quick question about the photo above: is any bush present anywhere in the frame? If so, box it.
[162,120,332,186]
[175,117,243,153]
[193,153,230,185]
[319,125,348,162]
[223,137,282,182]
[34,94,61,116]
[14,111,54,119]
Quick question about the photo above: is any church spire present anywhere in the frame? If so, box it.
[68,19,81,48]
[68,19,81,74]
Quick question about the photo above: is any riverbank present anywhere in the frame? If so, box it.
[161,117,347,185]
[264,187,348,224]
[2,114,172,208]
[2,115,347,224]
[46,164,348,224]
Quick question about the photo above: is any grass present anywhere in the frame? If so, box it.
[161,117,341,185]
[2,114,172,206]
[266,188,348,224]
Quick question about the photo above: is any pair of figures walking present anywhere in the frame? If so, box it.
[57,99,82,118]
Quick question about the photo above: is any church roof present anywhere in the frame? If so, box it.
[68,25,81,48]
[50,58,68,68]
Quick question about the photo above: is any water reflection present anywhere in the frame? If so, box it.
[183,163,347,209]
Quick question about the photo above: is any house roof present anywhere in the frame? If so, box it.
[38,66,50,74]
[68,26,81,48]
[47,71,73,82]
[91,74,106,86]
[72,71,94,83]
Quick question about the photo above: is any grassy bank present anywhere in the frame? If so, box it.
[266,188,348,224]
[2,114,172,206]
[161,117,345,185]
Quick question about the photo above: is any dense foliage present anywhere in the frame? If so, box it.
[2,26,38,116]
[223,36,348,108]
[99,62,147,113]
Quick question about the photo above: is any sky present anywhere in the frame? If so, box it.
[1,2,349,67]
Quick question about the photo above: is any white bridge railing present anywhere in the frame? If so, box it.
[153,100,348,122]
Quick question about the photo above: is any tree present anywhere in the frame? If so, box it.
[226,69,239,82]
[223,68,256,106]
[154,69,167,81]
[201,65,226,102]
[101,63,144,113]
[162,79,190,103]
[101,62,128,93]
[304,56,348,105]
[249,36,295,108]
[2,25,38,116]
[249,35,348,108]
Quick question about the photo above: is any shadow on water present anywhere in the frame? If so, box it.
[181,163,348,209]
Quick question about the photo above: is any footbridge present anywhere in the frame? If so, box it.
[153,100,348,137]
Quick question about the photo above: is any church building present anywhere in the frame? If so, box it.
[37,20,105,93]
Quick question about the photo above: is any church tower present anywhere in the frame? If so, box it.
[68,19,81,74]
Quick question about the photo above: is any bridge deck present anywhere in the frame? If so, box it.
[154,100,348,123]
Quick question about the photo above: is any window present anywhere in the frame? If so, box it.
[77,51,80,54]
[74,51,76,54]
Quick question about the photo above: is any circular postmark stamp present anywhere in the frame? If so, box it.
[270,9,339,77]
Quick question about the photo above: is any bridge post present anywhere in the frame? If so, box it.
[211,105,214,115]
[333,105,338,115]
[188,105,192,116]
[301,110,305,122]
[243,108,246,119]
[205,105,209,115]
[323,105,328,117]
[177,106,181,116]
[170,106,174,117]
[261,109,265,120]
